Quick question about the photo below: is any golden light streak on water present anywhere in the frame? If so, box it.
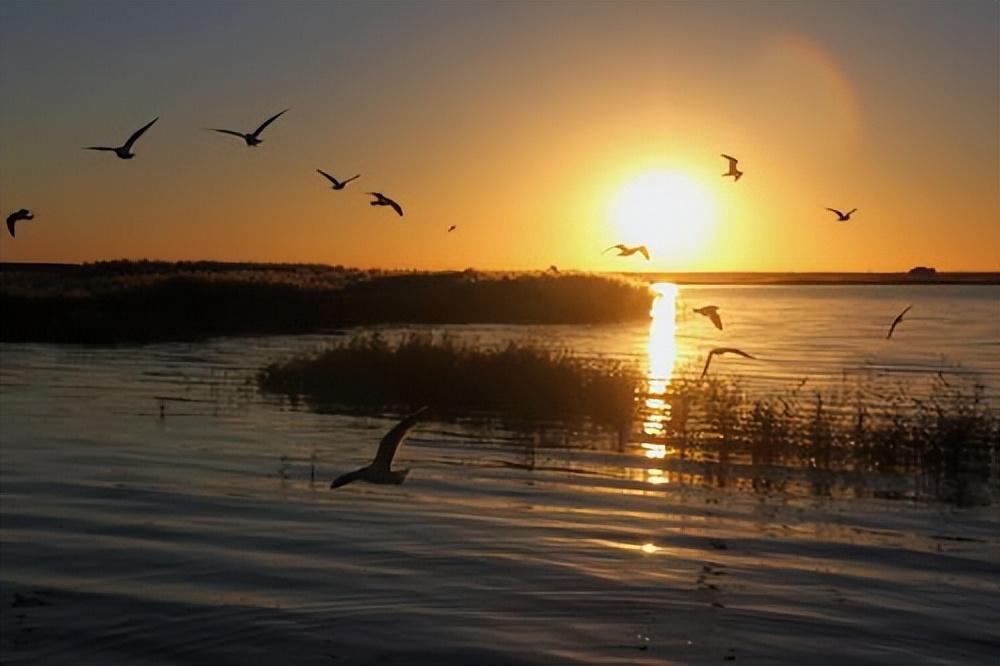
[646,282,678,396]
[646,468,669,485]
[642,443,667,459]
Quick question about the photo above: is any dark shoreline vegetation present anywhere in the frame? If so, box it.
[0,260,651,343]
[259,335,999,505]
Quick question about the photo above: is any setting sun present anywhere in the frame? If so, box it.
[609,171,718,266]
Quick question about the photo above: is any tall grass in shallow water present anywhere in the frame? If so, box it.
[261,338,998,504]
[258,333,639,430]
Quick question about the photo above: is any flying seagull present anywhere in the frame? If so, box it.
[210,109,288,146]
[317,169,360,190]
[694,305,723,330]
[368,192,403,216]
[886,305,912,339]
[701,347,756,378]
[330,407,428,488]
[447,225,457,232]
[6,209,33,237]
[721,154,743,181]
[85,117,159,159]
[603,244,650,260]
[826,207,857,221]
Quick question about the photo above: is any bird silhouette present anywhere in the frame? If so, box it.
[694,305,723,330]
[210,109,288,146]
[603,244,650,260]
[368,192,403,216]
[447,225,457,232]
[826,207,857,221]
[721,154,743,181]
[85,117,159,159]
[547,265,560,274]
[330,407,428,488]
[6,209,34,237]
[317,169,360,190]
[886,305,912,339]
[701,347,756,377]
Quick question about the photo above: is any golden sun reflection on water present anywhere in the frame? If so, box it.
[647,282,678,396]
[639,283,681,486]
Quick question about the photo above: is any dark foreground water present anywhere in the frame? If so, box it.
[1,284,999,664]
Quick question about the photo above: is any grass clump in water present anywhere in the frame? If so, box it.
[258,333,640,429]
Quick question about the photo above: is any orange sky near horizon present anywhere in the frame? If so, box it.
[1,1,997,272]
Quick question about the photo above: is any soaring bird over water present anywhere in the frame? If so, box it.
[721,154,743,181]
[826,207,857,221]
[701,347,756,377]
[368,192,403,216]
[85,117,159,159]
[694,306,724,330]
[210,109,288,146]
[330,407,428,488]
[6,209,33,237]
[886,305,912,339]
[603,244,650,260]
[317,169,360,190]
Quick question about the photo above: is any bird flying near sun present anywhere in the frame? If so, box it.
[721,154,743,181]
[6,208,34,237]
[210,109,288,146]
[886,305,912,339]
[701,347,756,377]
[85,117,159,159]
[826,207,857,221]
[317,169,360,190]
[368,192,403,216]
[694,305,723,330]
[603,243,650,260]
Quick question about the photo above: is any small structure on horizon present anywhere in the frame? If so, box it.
[908,266,937,278]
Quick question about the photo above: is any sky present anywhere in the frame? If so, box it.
[0,0,997,272]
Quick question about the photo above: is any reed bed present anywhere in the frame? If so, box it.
[0,261,651,342]
[258,333,640,428]
[260,338,998,503]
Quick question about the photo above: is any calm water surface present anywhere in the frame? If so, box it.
[1,285,998,664]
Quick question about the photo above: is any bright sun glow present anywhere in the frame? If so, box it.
[610,171,718,265]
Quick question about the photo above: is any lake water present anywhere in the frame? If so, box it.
[1,284,999,664]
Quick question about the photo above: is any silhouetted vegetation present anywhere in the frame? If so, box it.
[647,374,999,504]
[261,340,998,503]
[259,334,640,429]
[0,260,652,343]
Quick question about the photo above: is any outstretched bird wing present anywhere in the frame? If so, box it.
[84,146,116,151]
[387,198,403,216]
[638,246,650,260]
[721,154,738,167]
[210,128,247,139]
[846,208,857,216]
[123,117,159,150]
[251,109,288,138]
[6,216,16,237]
[316,169,339,186]
[602,244,624,254]
[702,347,756,377]
[826,208,845,218]
[342,174,360,185]
[372,406,429,471]
[886,305,912,339]
[707,310,723,330]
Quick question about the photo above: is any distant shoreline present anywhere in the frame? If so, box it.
[625,271,1000,286]
[2,261,998,286]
